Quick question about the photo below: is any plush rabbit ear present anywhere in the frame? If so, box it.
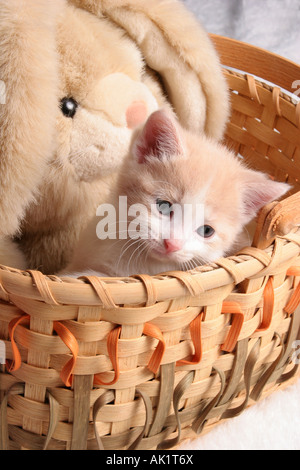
[132,110,184,163]
[70,0,229,140]
[0,0,61,237]
[240,169,291,224]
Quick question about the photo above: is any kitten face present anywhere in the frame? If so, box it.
[112,109,290,274]
[118,154,243,269]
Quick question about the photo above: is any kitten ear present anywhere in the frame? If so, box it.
[133,109,184,163]
[240,169,291,223]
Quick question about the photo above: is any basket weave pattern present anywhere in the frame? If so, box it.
[1,37,300,450]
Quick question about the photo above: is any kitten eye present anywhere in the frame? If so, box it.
[60,97,78,118]
[197,225,215,238]
[156,199,173,216]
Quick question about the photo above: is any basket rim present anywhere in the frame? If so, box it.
[210,34,300,94]
[0,232,299,307]
[224,66,300,107]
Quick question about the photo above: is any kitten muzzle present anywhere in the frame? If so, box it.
[163,239,182,254]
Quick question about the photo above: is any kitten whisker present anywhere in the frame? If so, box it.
[116,237,143,273]
[136,241,151,274]
[191,255,207,269]
[127,239,148,275]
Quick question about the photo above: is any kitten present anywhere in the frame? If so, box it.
[63,109,290,277]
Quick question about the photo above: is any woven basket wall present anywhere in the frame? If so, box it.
[1,35,300,451]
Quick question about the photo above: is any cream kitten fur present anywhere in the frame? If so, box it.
[0,238,27,270]
[64,110,290,277]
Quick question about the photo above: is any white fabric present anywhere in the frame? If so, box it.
[182,0,300,63]
[179,378,300,450]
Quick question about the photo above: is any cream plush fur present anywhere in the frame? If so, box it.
[0,0,229,274]
[0,0,60,268]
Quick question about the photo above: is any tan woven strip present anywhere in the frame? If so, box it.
[200,339,262,423]
[296,101,300,129]
[280,233,300,246]
[192,367,226,435]
[163,398,207,431]
[157,371,195,450]
[272,87,282,117]
[135,426,176,450]
[93,426,142,451]
[250,238,284,278]
[148,362,175,437]
[7,424,66,450]
[43,391,60,450]
[189,340,255,429]
[246,74,262,104]
[251,346,285,401]
[127,389,153,450]
[162,271,205,297]
[0,274,10,302]
[277,363,299,384]
[79,276,117,309]
[71,375,92,450]
[27,270,59,305]
[93,390,115,450]
[0,392,9,450]
[236,247,271,267]
[97,427,176,451]
[222,338,261,419]
[219,338,249,406]
[251,306,300,400]
[0,383,24,450]
[131,274,157,306]
[93,389,153,450]
[215,258,246,284]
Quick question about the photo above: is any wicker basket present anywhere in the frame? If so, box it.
[1,35,300,451]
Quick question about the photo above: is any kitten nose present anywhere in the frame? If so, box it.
[164,239,182,253]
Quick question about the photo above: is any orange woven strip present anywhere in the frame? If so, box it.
[94,323,166,384]
[6,314,30,372]
[221,302,244,352]
[6,315,79,387]
[285,266,300,316]
[143,323,166,374]
[176,312,203,366]
[94,326,121,386]
[53,321,79,387]
[256,276,274,332]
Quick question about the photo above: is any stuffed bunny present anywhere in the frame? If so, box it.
[0,0,229,274]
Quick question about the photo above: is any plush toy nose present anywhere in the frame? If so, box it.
[163,239,182,253]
